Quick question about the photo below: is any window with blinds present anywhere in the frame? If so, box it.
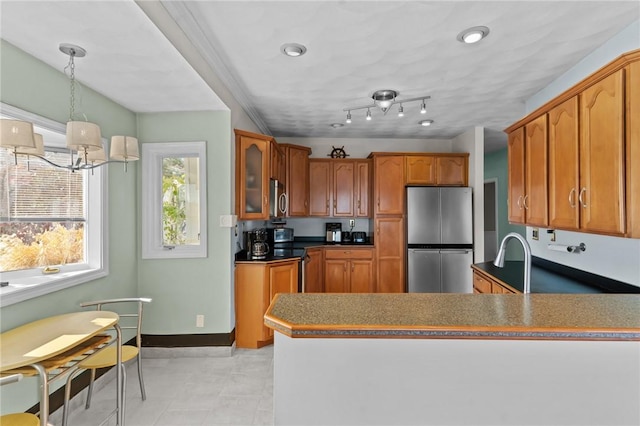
[0,149,86,272]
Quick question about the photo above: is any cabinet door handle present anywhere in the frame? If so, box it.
[523,195,529,210]
[326,200,329,209]
[569,188,576,208]
[579,188,587,208]
[263,195,268,206]
[517,195,523,209]
[351,264,354,272]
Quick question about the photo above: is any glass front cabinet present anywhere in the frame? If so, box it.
[235,129,272,220]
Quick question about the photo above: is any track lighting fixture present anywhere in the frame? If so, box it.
[342,90,430,122]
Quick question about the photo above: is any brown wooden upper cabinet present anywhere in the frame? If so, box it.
[524,115,549,227]
[283,144,311,217]
[270,141,286,183]
[579,70,626,235]
[405,154,469,186]
[507,127,526,224]
[309,160,332,216]
[507,115,549,228]
[506,49,640,237]
[235,129,272,220]
[548,96,580,230]
[309,159,371,218]
[354,160,371,217]
[372,155,405,215]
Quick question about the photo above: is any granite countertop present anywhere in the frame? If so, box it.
[264,293,640,341]
[472,257,640,294]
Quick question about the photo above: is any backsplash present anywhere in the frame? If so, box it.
[527,227,640,287]
[239,218,370,239]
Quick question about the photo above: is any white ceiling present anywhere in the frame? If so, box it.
[1,1,639,153]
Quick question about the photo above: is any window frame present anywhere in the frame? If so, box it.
[141,141,207,259]
[0,103,108,307]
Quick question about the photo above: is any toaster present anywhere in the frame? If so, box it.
[352,231,367,243]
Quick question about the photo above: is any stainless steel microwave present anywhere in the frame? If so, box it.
[268,227,294,243]
[269,179,287,218]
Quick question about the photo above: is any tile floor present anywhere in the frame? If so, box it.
[55,346,274,426]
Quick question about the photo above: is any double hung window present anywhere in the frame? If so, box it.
[0,105,106,307]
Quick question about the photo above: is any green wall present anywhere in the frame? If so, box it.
[483,148,526,260]
[136,111,234,335]
[0,40,139,411]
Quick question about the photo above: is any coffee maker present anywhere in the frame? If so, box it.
[325,222,342,243]
[244,228,270,259]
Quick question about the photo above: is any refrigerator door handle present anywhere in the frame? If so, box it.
[441,250,471,254]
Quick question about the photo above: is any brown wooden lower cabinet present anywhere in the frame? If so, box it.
[472,270,518,294]
[235,260,298,348]
[324,248,375,293]
[304,247,323,292]
[375,217,405,293]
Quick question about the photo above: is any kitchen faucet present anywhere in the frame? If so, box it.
[493,232,532,294]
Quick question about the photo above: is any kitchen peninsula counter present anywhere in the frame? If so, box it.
[265,292,640,340]
[265,293,640,425]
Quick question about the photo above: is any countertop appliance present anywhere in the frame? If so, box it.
[325,222,342,243]
[407,187,473,293]
[352,231,367,243]
[244,229,270,259]
[267,227,294,244]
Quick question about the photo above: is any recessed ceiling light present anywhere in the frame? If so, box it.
[456,26,490,44]
[330,123,344,128]
[280,43,307,57]
[419,119,434,127]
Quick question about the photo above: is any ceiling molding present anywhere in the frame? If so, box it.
[161,1,271,136]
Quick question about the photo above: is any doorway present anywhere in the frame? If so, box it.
[484,179,498,261]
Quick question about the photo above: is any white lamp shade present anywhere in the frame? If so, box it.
[85,146,107,164]
[110,136,139,161]
[375,100,393,109]
[20,133,45,156]
[66,121,102,151]
[1,119,36,149]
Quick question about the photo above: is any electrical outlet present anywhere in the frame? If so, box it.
[196,314,204,328]
[349,219,355,228]
[532,228,539,240]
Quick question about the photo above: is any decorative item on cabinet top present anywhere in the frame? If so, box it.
[329,146,349,158]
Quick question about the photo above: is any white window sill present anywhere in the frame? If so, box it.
[0,268,107,307]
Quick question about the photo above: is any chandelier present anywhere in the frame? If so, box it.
[0,43,139,172]
[343,89,431,123]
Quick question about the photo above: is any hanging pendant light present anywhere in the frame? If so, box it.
[0,44,140,173]
[0,119,36,163]
[60,44,103,157]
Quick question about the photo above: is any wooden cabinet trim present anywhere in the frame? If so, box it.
[505,49,640,133]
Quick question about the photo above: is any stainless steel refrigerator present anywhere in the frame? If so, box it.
[407,187,473,293]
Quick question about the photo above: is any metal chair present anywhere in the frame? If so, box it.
[62,297,151,426]
[0,374,41,426]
